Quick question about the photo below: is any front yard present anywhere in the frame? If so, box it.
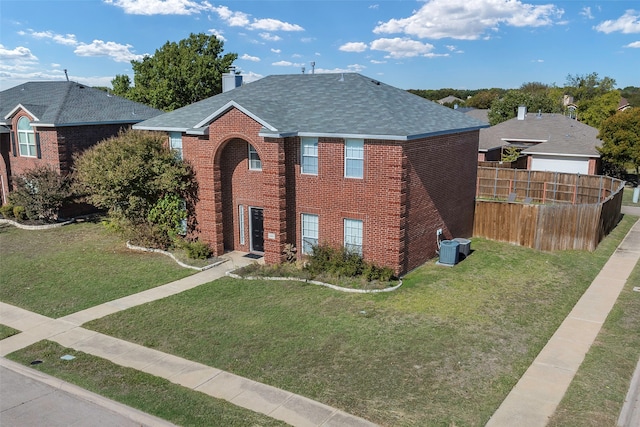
[2,215,639,425]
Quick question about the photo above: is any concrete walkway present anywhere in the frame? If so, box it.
[0,251,377,427]
[486,216,640,426]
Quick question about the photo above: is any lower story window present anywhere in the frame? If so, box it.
[344,218,363,255]
[301,213,318,255]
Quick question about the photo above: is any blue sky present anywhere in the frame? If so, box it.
[1,0,639,91]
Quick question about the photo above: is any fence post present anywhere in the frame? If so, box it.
[493,167,498,199]
[543,181,547,204]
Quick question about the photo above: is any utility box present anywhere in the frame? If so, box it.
[439,240,460,266]
[453,238,471,259]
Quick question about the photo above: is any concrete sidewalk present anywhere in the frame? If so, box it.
[0,251,377,427]
[486,216,640,426]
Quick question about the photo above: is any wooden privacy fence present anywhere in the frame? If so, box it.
[474,168,625,251]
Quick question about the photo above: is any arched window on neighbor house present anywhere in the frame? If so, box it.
[17,117,37,157]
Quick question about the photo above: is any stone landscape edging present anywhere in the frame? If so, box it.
[0,218,75,230]
[125,241,226,271]
[225,271,403,294]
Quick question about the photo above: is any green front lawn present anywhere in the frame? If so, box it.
[0,221,193,318]
[81,215,638,426]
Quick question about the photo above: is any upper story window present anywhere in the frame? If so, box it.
[169,132,183,160]
[17,117,37,157]
[248,143,262,170]
[301,137,318,175]
[345,139,364,179]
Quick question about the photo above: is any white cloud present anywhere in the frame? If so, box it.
[272,60,304,67]
[315,64,366,74]
[580,7,594,20]
[259,33,282,42]
[207,28,226,42]
[211,5,303,32]
[0,44,38,61]
[75,40,145,63]
[595,10,640,34]
[241,53,260,62]
[370,59,387,64]
[271,48,281,54]
[104,0,206,15]
[374,0,564,40]
[532,59,544,62]
[370,37,435,58]
[25,29,78,46]
[339,42,368,53]
[625,41,640,48]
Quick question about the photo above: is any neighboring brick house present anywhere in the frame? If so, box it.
[478,108,602,175]
[0,81,163,205]
[134,73,487,274]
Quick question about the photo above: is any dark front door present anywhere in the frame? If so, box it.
[250,207,264,253]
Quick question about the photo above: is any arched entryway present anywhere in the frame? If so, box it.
[218,137,265,253]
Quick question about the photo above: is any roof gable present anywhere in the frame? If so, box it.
[0,81,163,127]
[134,73,488,140]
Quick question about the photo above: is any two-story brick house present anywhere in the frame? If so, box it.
[0,81,163,205]
[134,73,487,274]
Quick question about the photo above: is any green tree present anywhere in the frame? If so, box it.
[73,130,198,247]
[9,165,71,222]
[118,33,237,111]
[467,90,500,109]
[578,91,621,129]
[111,74,132,98]
[565,72,616,101]
[597,108,640,185]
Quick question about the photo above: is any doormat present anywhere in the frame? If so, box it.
[244,253,263,259]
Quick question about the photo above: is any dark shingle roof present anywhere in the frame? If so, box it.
[479,113,601,157]
[0,81,163,126]
[134,73,488,140]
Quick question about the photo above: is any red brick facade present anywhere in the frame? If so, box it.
[0,109,131,205]
[186,107,479,275]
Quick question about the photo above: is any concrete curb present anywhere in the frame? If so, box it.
[0,218,75,230]
[0,357,177,427]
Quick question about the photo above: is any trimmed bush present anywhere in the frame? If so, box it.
[184,240,212,260]
[304,243,394,281]
[13,206,26,221]
[8,166,71,222]
[0,204,14,219]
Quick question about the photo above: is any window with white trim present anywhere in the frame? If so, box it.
[248,143,262,170]
[301,137,318,175]
[344,219,363,255]
[17,117,36,157]
[301,213,319,255]
[169,132,183,159]
[344,139,364,178]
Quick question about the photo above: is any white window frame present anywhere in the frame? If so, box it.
[301,213,319,255]
[238,205,245,245]
[344,138,364,179]
[169,132,183,160]
[17,117,37,157]
[248,144,262,170]
[301,137,318,175]
[344,218,363,256]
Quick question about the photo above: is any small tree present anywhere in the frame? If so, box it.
[597,108,640,186]
[8,166,71,222]
[73,129,197,247]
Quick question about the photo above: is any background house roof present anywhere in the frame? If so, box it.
[134,73,488,140]
[479,113,601,157]
[0,81,162,127]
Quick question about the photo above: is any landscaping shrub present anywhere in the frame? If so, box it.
[0,203,14,219]
[13,206,26,221]
[304,243,394,281]
[8,166,71,222]
[183,240,212,260]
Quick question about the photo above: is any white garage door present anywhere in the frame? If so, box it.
[530,155,589,174]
